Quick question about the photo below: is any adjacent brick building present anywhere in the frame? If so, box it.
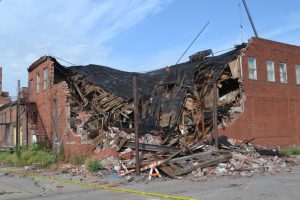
[221,37,300,147]
[0,66,24,147]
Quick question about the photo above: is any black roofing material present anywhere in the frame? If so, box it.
[65,44,245,100]
[67,65,167,100]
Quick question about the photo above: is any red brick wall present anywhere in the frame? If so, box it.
[221,38,300,148]
[28,58,93,158]
[0,67,2,93]
[0,105,14,146]
[64,132,94,160]
[51,81,93,159]
[0,103,27,147]
[28,59,55,144]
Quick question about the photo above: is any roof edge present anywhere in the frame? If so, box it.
[27,56,60,72]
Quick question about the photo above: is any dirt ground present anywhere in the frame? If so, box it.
[0,165,300,200]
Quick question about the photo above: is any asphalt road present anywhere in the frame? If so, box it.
[0,165,300,200]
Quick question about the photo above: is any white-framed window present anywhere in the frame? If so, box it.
[36,73,40,93]
[267,61,275,82]
[43,68,48,90]
[296,65,300,85]
[279,63,287,83]
[248,57,257,80]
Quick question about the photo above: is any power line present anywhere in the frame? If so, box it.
[48,54,174,75]
[175,21,210,64]
[48,54,77,66]
[213,47,236,55]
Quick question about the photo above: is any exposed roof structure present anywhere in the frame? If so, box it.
[28,43,245,104]
[63,43,246,100]
[67,65,167,99]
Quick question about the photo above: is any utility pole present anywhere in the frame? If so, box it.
[212,80,219,149]
[132,73,140,175]
[242,0,259,37]
[26,102,29,148]
[16,80,20,151]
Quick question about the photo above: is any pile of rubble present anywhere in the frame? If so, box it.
[82,127,296,180]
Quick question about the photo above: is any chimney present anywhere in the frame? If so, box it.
[0,66,2,94]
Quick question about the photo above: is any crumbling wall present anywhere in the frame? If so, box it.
[67,75,133,135]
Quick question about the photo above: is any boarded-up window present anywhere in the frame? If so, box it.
[248,57,257,80]
[296,65,300,85]
[279,63,287,83]
[267,61,275,82]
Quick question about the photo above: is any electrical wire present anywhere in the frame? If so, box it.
[48,54,77,66]
[213,47,236,55]
[175,21,210,64]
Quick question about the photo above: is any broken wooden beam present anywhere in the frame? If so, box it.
[159,151,232,177]
[122,141,180,153]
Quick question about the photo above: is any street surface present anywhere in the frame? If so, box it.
[0,165,299,200]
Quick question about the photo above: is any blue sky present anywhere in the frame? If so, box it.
[1,0,300,95]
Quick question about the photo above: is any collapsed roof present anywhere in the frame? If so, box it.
[31,43,246,147]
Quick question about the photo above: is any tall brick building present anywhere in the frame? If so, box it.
[221,37,300,147]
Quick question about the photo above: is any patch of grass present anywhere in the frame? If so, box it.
[281,145,300,156]
[85,158,102,172]
[0,146,54,167]
[0,191,14,196]
[0,152,14,165]
[70,153,85,166]
[49,163,59,171]
[0,152,11,161]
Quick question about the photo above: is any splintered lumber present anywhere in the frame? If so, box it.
[159,151,232,177]
[118,148,184,177]
[122,141,180,153]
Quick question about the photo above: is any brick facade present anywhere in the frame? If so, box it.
[221,37,300,147]
[27,57,93,158]
[0,66,20,147]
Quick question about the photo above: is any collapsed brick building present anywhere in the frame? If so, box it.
[0,37,300,157]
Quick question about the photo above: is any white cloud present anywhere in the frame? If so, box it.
[0,0,171,94]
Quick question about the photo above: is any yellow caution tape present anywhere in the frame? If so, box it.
[28,173,195,200]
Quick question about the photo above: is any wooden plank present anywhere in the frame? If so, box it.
[159,151,232,177]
